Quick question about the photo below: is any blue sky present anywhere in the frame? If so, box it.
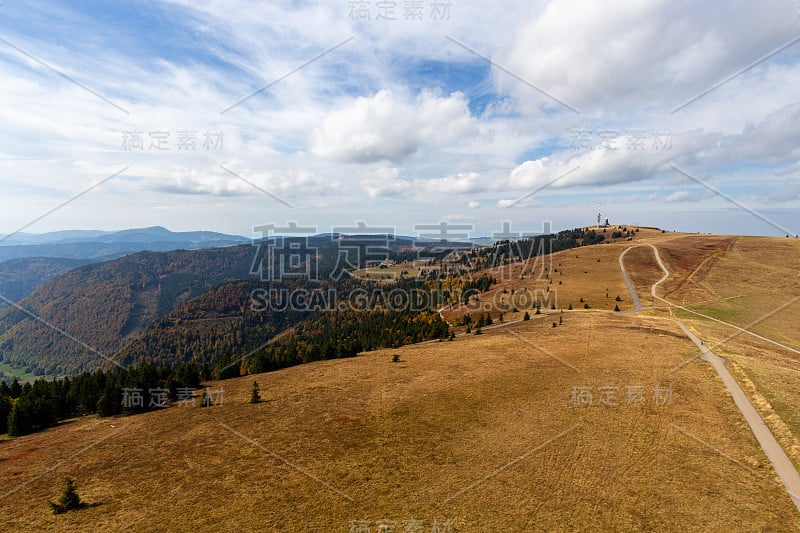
[0,0,799,238]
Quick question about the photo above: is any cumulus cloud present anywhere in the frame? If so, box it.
[310,89,477,164]
[499,0,798,113]
[149,164,328,199]
[468,200,480,208]
[764,181,800,203]
[414,172,485,195]
[665,190,705,203]
[508,136,684,192]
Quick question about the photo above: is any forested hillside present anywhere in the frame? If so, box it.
[0,246,254,375]
[0,257,95,309]
[0,228,610,378]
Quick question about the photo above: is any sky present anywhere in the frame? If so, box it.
[0,0,799,239]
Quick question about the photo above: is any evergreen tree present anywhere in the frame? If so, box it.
[249,381,261,403]
[523,311,530,321]
[48,478,85,514]
[0,394,10,434]
[10,377,21,398]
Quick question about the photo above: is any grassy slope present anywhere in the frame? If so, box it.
[1,230,798,531]
[653,235,800,472]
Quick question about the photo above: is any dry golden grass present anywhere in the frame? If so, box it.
[443,242,643,328]
[652,235,800,471]
[2,228,798,531]
[1,310,797,531]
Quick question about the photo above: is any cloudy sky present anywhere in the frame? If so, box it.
[0,0,799,238]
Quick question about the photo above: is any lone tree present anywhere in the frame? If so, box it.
[250,381,261,403]
[200,388,211,408]
[614,304,621,312]
[49,478,85,515]
[392,354,401,363]
[523,310,530,321]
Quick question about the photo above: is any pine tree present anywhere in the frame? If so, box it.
[0,395,10,434]
[10,377,21,398]
[49,478,85,514]
[249,381,261,403]
[523,310,530,321]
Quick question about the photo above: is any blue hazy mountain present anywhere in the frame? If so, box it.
[0,226,249,261]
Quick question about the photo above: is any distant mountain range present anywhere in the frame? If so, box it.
[0,226,250,262]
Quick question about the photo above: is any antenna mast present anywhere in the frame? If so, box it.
[597,203,601,229]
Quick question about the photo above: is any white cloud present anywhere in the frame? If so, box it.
[764,181,800,203]
[468,200,480,208]
[508,138,682,191]
[310,89,477,164]
[499,0,799,113]
[665,190,705,203]
[414,172,485,195]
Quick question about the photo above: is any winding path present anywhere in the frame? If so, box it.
[620,243,800,513]
[617,247,642,312]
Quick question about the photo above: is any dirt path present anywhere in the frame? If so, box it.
[617,247,642,312]
[623,243,800,514]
